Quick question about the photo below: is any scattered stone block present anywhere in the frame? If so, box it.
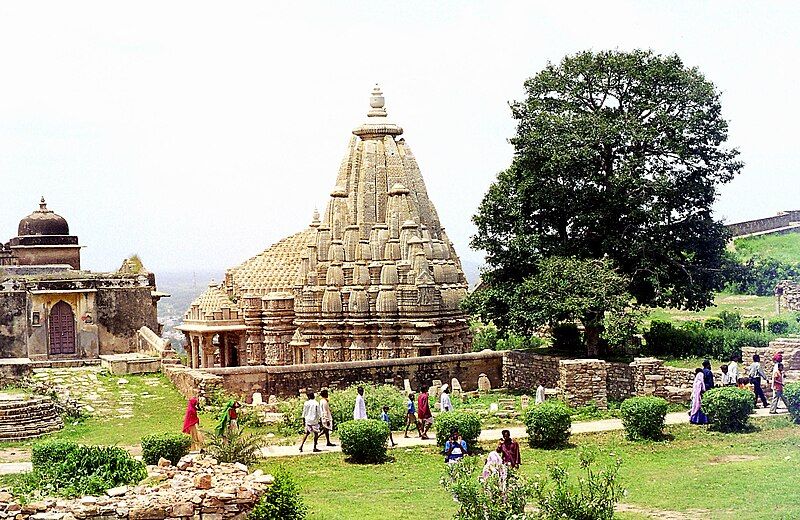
[477,373,491,392]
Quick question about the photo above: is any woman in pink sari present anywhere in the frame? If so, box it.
[689,368,708,425]
[183,397,203,450]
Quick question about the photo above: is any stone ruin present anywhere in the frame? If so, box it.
[0,454,273,520]
[0,394,62,441]
[776,280,800,312]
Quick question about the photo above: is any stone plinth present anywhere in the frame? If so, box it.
[0,394,62,440]
[558,359,608,409]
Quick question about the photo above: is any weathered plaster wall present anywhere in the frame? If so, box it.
[0,292,27,358]
[97,287,158,354]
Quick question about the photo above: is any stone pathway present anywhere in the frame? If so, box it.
[258,407,781,459]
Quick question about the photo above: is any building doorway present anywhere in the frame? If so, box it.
[49,301,76,356]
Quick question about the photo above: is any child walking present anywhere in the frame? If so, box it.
[404,393,420,438]
[381,405,397,447]
[770,362,789,414]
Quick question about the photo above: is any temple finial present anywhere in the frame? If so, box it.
[367,84,387,118]
[39,197,47,211]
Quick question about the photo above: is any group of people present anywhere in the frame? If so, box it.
[180,397,243,451]
[690,352,789,424]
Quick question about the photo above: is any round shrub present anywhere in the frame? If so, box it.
[523,401,571,448]
[434,411,482,448]
[768,318,789,334]
[141,432,192,465]
[620,396,667,440]
[338,419,389,463]
[703,387,755,432]
[784,382,800,423]
[248,467,307,520]
[704,317,724,330]
[743,318,762,332]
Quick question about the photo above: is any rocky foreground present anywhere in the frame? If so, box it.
[0,455,273,520]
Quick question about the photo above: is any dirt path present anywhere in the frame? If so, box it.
[617,503,712,519]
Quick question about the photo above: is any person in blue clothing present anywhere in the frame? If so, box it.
[381,405,397,447]
[702,359,715,390]
[404,393,421,438]
[444,429,468,463]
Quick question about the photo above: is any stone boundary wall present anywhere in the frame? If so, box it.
[559,359,607,409]
[726,210,800,237]
[606,362,633,401]
[170,351,504,401]
[502,350,561,389]
[743,337,800,382]
[1,455,273,520]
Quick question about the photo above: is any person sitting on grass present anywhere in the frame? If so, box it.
[444,429,468,463]
[381,405,397,447]
[405,393,421,438]
[299,391,322,453]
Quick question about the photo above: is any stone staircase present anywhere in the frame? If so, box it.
[0,394,63,440]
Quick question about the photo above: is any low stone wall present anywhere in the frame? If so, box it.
[163,365,223,400]
[725,210,800,237]
[171,351,504,401]
[0,358,32,383]
[606,362,633,401]
[502,350,561,390]
[1,454,273,520]
[559,359,608,409]
[743,337,800,379]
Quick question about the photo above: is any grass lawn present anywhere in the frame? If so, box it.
[733,233,800,264]
[647,291,778,323]
[259,416,800,520]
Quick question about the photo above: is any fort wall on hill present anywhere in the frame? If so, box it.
[726,210,800,238]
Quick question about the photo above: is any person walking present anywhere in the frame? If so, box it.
[182,396,203,451]
[353,386,368,420]
[727,355,740,385]
[417,388,433,440]
[319,389,336,447]
[215,399,240,437]
[748,354,770,408]
[771,362,789,414]
[404,393,420,438]
[440,384,453,412]
[702,359,715,390]
[689,368,708,425]
[498,429,521,468]
[381,405,397,447]
[299,391,322,453]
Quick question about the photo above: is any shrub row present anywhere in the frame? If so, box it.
[141,433,192,465]
[644,320,773,359]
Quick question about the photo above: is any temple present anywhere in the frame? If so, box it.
[178,86,472,368]
[0,198,165,361]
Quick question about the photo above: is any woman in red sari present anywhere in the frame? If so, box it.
[183,397,203,451]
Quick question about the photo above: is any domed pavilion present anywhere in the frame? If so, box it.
[5,198,81,269]
[178,86,472,368]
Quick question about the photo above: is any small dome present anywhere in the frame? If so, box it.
[18,198,70,236]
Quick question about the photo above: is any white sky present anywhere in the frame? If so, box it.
[1,1,798,273]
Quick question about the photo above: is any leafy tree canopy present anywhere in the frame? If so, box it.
[467,50,742,340]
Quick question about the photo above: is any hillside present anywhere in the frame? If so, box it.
[732,232,800,263]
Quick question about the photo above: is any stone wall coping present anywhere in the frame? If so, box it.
[202,350,505,376]
[559,358,603,365]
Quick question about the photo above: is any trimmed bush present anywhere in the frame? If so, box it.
[620,396,668,440]
[743,318,762,332]
[524,401,571,448]
[28,441,146,497]
[644,320,773,360]
[717,311,742,330]
[784,382,800,423]
[141,432,192,465]
[433,411,482,448]
[703,317,724,330]
[768,318,789,334]
[248,467,307,520]
[703,387,754,432]
[338,419,389,463]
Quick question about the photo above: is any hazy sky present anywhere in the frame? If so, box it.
[1,1,798,274]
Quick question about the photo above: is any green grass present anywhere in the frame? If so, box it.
[647,291,777,323]
[258,417,800,520]
[733,232,800,264]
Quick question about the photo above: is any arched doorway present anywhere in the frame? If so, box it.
[49,301,76,356]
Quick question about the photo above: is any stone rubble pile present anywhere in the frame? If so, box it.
[0,455,273,520]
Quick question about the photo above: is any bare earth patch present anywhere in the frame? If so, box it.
[708,454,760,464]
[617,503,711,519]
[0,448,31,463]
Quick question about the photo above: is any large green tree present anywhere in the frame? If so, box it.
[466,50,742,353]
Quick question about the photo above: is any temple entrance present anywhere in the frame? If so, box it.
[49,301,76,356]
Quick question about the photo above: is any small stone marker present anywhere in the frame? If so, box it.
[251,392,263,406]
[157,457,171,467]
[477,373,491,393]
[489,402,499,412]
[268,394,277,404]
[450,378,462,396]
[520,395,531,409]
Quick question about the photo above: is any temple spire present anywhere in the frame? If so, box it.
[367,84,387,118]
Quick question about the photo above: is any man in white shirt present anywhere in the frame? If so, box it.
[299,391,322,453]
[440,384,453,412]
[727,355,740,386]
[353,386,367,419]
